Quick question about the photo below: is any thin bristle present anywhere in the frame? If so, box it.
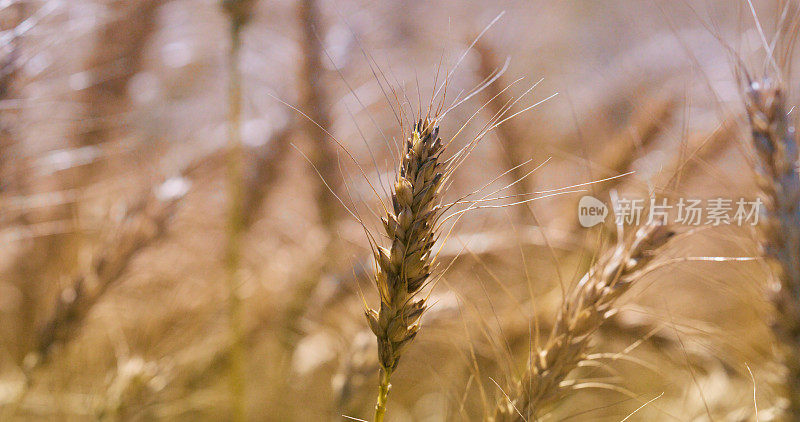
[493,221,675,421]
[743,78,800,418]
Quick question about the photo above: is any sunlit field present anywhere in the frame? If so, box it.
[2,0,800,420]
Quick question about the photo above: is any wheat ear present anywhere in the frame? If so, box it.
[493,221,674,421]
[743,79,800,417]
[364,118,445,422]
[34,186,182,366]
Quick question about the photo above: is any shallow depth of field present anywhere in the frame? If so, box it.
[1,0,798,420]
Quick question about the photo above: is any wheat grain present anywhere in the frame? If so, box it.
[493,221,674,421]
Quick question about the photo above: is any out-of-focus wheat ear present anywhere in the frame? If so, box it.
[76,0,160,149]
[473,39,532,219]
[594,92,676,190]
[0,1,22,194]
[493,221,675,421]
[0,3,32,364]
[298,0,340,230]
[565,92,675,238]
[743,78,800,418]
[19,3,163,348]
[266,0,341,356]
[33,181,184,367]
[365,119,446,422]
[220,1,257,421]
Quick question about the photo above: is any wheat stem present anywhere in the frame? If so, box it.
[374,368,392,422]
[221,1,256,420]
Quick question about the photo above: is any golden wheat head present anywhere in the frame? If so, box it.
[364,118,444,420]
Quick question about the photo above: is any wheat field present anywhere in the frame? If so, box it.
[2,0,800,420]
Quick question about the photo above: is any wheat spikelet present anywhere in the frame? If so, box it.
[743,78,800,418]
[493,221,674,421]
[365,118,445,421]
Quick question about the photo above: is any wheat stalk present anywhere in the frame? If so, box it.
[493,221,674,421]
[364,118,446,422]
[742,78,800,418]
[221,1,257,420]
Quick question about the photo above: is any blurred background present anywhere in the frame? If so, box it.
[0,0,794,420]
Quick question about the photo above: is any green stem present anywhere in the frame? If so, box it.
[374,367,392,422]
